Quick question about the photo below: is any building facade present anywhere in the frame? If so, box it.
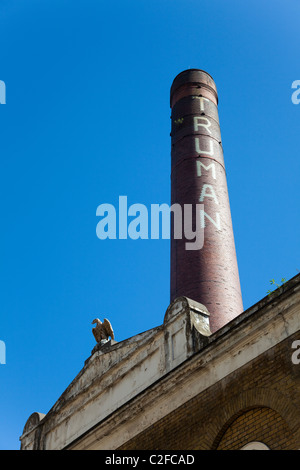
[20,70,300,450]
[20,274,300,450]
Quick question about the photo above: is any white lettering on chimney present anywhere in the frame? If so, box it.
[193,96,221,231]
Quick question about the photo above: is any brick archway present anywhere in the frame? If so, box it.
[213,407,294,450]
[207,388,299,450]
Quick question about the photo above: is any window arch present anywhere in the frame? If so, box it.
[240,441,270,450]
[213,407,293,450]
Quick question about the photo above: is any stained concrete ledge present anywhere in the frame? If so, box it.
[20,296,211,450]
[20,274,300,450]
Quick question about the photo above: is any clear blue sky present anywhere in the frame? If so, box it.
[0,0,299,450]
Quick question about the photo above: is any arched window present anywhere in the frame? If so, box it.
[240,441,270,450]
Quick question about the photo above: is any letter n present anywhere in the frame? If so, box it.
[200,210,221,231]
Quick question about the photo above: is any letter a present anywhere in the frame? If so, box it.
[96,204,117,239]
[199,184,219,204]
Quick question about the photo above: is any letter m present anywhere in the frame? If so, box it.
[196,160,216,179]
[0,81,6,104]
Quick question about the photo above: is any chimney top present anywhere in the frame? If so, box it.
[170,69,218,107]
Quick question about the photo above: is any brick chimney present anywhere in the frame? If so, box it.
[170,69,243,333]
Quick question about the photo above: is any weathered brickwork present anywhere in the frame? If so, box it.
[215,407,294,450]
[170,69,243,333]
[119,331,300,450]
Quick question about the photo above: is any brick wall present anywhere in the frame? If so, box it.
[119,331,300,450]
[215,407,294,450]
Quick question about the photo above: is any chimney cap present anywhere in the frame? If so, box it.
[170,69,218,107]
